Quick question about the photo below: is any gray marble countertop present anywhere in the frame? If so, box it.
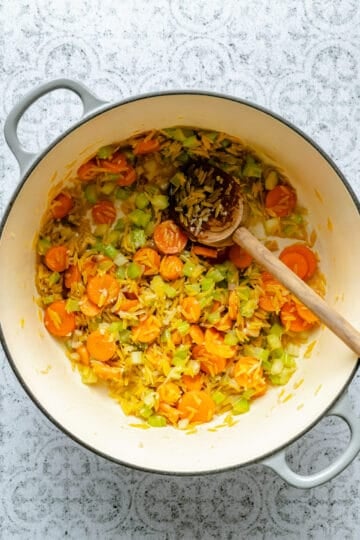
[1,1,360,538]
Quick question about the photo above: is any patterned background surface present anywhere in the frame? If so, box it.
[1,1,360,538]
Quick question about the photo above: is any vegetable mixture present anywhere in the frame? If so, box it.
[36,127,324,429]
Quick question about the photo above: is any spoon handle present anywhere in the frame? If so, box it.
[233,226,360,357]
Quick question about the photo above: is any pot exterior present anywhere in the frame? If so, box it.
[1,89,359,474]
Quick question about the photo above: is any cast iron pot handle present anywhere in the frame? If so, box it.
[262,391,360,488]
[4,78,106,173]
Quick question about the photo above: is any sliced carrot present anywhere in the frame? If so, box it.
[76,344,90,365]
[91,199,117,224]
[279,244,318,280]
[279,251,308,279]
[79,295,101,317]
[293,300,319,324]
[265,184,297,217]
[64,264,81,288]
[91,361,123,380]
[99,159,128,173]
[86,274,120,307]
[77,160,98,181]
[117,166,137,187]
[153,220,188,254]
[133,247,161,276]
[44,300,76,337]
[177,390,216,424]
[159,255,184,281]
[228,244,253,269]
[44,245,69,272]
[158,382,182,405]
[116,298,139,311]
[280,301,314,332]
[204,327,236,359]
[191,245,218,259]
[182,373,203,392]
[158,403,181,425]
[180,297,201,323]
[214,313,233,332]
[259,294,278,312]
[132,315,161,343]
[51,192,73,219]
[86,330,116,361]
[189,325,204,345]
[133,138,160,155]
[193,344,227,376]
[233,356,267,397]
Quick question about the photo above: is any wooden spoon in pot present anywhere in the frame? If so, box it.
[171,160,360,357]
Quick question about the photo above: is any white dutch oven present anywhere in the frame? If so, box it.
[1,79,360,488]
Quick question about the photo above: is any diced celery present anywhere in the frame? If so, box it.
[114,217,126,231]
[270,323,283,337]
[243,156,262,178]
[201,277,215,292]
[65,298,80,312]
[163,127,186,141]
[206,267,225,283]
[240,299,257,318]
[115,266,127,279]
[100,182,116,195]
[183,135,199,148]
[48,272,60,286]
[109,321,125,334]
[176,153,189,164]
[243,346,269,363]
[130,228,146,249]
[147,415,167,427]
[161,328,172,343]
[103,244,119,260]
[94,224,108,237]
[144,185,160,197]
[84,183,98,203]
[176,320,190,335]
[37,237,51,255]
[207,311,221,324]
[184,283,201,296]
[233,398,250,415]
[135,192,150,209]
[169,172,186,188]
[150,194,169,210]
[129,209,151,228]
[150,276,166,297]
[265,170,278,190]
[113,252,128,267]
[224,332,238,346]
[173,345,190,362]
[267,334,282,351]
[165,284,178,299]
[183,261,203,278]
[96,145,117,159]
[264,218,281,235]
[127,262,143,279]
[42,294,58,304]
[271,358,284,375]
[270,369,295,386]
[204,131,218,142]
[199,295,215,309]
[118,329,132,343]
[80,367,98,385]
[139,405,153,419]
[145,221,155,237]
[98,259,114,273]
[108,230,121,245]
[130,351,143,365]
[212,390,226,405]
[221,139,231,148]
[115,187,131,200]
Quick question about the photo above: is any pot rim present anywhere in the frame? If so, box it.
[1,88,360,475]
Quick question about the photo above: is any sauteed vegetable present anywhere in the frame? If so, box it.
[36,127,324,428]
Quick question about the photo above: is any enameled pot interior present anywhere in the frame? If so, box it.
[0,94,359,473]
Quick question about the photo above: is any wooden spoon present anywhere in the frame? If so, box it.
[171,160,360,357]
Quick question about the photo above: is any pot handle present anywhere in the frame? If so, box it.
[4,78,107,173]
[261,391,360,488]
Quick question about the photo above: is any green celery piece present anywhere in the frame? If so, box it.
[103,244,119,260]
[114,218,126,231]
[204,131,218,142]
[84,183,98,204]
[96,145,117,159]
[37,237,51,255]
[221,139,231,148]
[129,209,151,228]
[183,135,199,148]
[48,272,60,286]
[150,194,169,210]
[163,127,186,141]
[201,277,215,292]
[147,415,167,427]
[127,262,143,279]
[206,267,225,283]
[212,390,226,405]
[243,156,262,178]
[224,331,238,346]
[135,192,150,209]
[115,187,131,200]
[265,170,278,190]
[65,298,80,312]
[130,228,146,249]
[233,398,250,415]
[100,182,116,195]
